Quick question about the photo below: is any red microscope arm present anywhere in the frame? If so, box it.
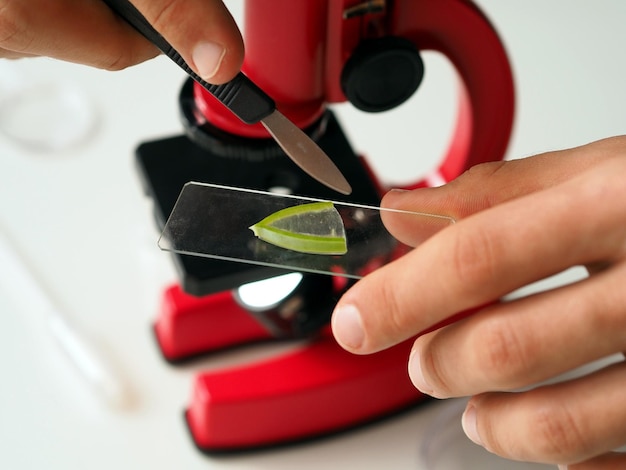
[325,0,515,186]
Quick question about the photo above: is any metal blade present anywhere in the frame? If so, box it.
[261,111,352,195]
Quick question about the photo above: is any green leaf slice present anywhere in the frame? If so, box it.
[249,201,347,255]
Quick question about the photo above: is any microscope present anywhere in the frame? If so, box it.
[134,0,514,452]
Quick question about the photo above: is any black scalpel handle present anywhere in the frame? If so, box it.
[102,0,275,124]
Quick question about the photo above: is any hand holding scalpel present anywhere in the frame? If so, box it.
[101,0,352,195]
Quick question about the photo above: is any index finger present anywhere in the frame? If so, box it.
[380,137,622,247]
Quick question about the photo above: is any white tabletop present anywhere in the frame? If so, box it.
[1,1,624,469]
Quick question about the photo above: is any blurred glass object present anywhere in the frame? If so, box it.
[0,62,99,153]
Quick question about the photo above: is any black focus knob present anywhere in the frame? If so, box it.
[341,36,424,113]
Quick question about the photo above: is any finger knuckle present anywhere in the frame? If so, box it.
[475,318,531,388]
[526,404,589,462]
[450,161,509,207]
[450,224,501,290]
[145,0,182,36]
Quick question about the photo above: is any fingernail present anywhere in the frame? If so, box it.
[331,304,364,350]
[462,404,483,447]
[408,348,434,395]
[389,188,410,193]
[192,41,226,80]
[557,466,568,470]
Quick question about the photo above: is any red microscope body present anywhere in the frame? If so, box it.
[136,0,514,452]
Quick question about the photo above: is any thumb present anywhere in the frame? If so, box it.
[131,0,244,84]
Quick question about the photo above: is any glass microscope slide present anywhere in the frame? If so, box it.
[158,182,455,279]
